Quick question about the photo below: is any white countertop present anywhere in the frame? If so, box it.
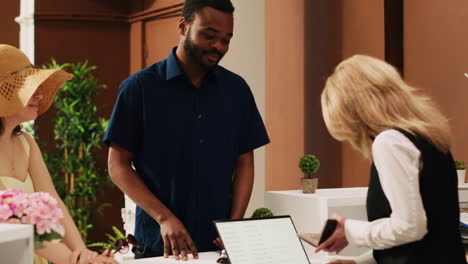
[121,252,219,264]
[267,188,368,207]
[0,223,34,264]
[0,223,33,243]
[120,250,341,264]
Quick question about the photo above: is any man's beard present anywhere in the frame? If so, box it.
[184,29,224,72]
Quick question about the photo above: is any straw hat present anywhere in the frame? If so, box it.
[0,44,73,117]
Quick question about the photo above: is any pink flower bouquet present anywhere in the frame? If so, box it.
[0,189,65,249]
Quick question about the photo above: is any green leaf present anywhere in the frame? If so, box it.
[112,226,126,239]
[38,59,112,243]
[251,208,274,218]
[87,242,110,249]
[106,233,117,241]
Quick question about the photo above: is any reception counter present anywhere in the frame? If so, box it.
[120,250,336,264]
[120,186,468,261]
[121,252,219,264]
[265,188,369,256]
[265,186,468,257]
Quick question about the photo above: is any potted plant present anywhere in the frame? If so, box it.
[87,226,125,252]
[251,208,274,218]
[455,160,466,185]
[43,60,110,241]
[299,154,320,193]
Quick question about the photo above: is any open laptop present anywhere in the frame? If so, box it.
[214,216,311,264]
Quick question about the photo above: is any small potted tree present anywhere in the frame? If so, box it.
[251,208,274,218]
[455,160,466,185]
[299,154,320,193]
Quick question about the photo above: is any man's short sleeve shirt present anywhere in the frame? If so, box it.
[103,49,270,254]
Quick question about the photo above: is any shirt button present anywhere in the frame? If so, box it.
[197,114,203,119]
[199,139,204,144]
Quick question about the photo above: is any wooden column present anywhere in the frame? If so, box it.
[304,0,343,188]
[404,0,468,164]
[265,0,305,191]
[130,21,144,74]
[339,0,385,187]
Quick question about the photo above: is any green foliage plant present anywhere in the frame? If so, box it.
[87,226,125,251]
[455,160,466,170]
[299,154,320,179]
[251,208,274,218]
[43,59,110,241]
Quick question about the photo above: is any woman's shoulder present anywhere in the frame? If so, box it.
[372,129,420,158]
[374,129,408,143]
[18,131,35,145]
[17,131,40,153]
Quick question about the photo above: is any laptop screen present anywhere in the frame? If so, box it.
[214,216,310,264]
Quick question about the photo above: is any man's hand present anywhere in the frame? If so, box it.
[69,248,98,264]
[213,237,224,249]
[160,215,199,261]
[315,213,348,254]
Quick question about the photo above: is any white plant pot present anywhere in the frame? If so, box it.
[458,170,466,185]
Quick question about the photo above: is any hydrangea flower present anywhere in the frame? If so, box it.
[0,189,65,248]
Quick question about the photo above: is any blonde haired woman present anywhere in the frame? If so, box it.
[0,44,117,264]
[317,55,466,264]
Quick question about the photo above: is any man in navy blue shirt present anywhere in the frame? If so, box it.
[103,0,269,260]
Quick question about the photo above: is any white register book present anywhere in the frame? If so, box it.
[214,216,310,264]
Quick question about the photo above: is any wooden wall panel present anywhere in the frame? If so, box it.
[144,17,180,67]
[265,0,385,190]
[404,0,468,165]
[130,21,144,74]
[304,0,343,188]
[266,1,345,190]
[36,0,130,14]
[341,0,385,59]
[35,1,131,243]
[129,1,182,72]
[265,0,305,191]
[0,1,19,47]
[131,0,183,14]
[339,0,385,187]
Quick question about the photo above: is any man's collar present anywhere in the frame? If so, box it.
[166,47,184,81]
[165,47,219,82]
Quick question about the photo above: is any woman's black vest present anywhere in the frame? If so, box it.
[367,128,466,264]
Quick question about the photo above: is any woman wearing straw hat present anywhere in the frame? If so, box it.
[316,55,466,264]
[0,44,117,264]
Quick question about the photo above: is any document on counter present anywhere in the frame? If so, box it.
[214,216,311,264]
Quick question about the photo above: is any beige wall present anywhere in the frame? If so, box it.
[220,0,266,217]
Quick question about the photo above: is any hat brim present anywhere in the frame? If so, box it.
[36,69,73,116]
[0,68,73,117]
